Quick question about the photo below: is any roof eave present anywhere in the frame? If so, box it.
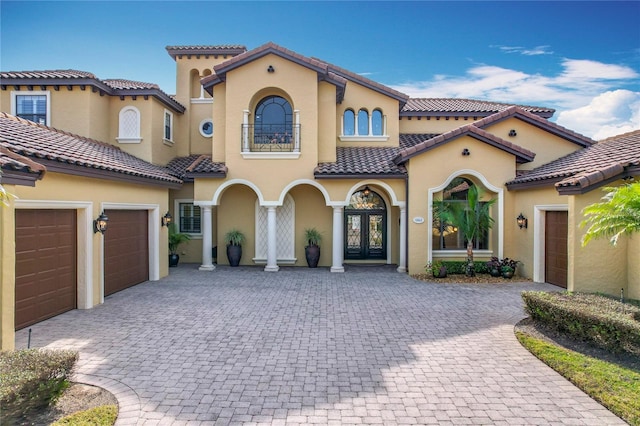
[314,173,407,180]
[0,169,40,186]
[185,171,227,179]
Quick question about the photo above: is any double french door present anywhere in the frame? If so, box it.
[345,211,385,259]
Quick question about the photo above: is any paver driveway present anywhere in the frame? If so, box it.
[15,265,624,425]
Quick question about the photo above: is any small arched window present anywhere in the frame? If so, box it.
[358,109,369,136]
[343,109,355,135]
[117,106,141,143]
[372,109,383,136]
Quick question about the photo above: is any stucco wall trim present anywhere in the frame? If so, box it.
[533,204,568,283]
[14,199,93,310]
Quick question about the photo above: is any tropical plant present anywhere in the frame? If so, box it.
[168,223,191,255]
[581,182,640,247]
[224,229,245,246]
[434,184,496,276]
[304,228,322,247]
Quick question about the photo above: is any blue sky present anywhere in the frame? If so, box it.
[1,1,639,139]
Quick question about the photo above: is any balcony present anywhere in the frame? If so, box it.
[241,110,301,159]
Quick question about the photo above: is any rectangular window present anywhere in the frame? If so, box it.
[164,110,173,141]
[432,201,490,250]
[179,203,201,234]
[16,94,47,125]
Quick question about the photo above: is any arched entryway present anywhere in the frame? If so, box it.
[344,187,386,260]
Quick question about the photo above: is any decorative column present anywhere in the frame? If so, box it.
[242,110,250,152]
[294,109,300,152]
[199,205,215,271]
[397,205,407,273]
[264,206,279,272]
[331,206,345,272]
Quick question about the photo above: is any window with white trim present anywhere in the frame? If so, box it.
[178,202,201,234]
[117,106,141,143]
[164,110,173,142]
[340,107,387,141]
[11,91,50,126]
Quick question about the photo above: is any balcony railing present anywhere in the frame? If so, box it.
[241,124,301,152]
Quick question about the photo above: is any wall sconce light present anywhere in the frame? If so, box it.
[93,211,109,234]
[509,129,517,137]
[517,213,528,229]
[462,148,470,156]
[267,65,275,73]
[162,211,173,227]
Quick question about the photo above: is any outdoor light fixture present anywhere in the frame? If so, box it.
[509,129,517,137]
[267,65,275,73]
[517,213,528,229]
[462,148,470,156]
[162,211,173,227]
[93,211,109,234]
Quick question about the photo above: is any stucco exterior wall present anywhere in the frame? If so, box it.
[212,84,227,163]
[569,189,628,296]
[0,185,16,350]
[404,137,516,275]
[217,184,256,266]
[399,116,479,134]
[291,185,333,267]
[318,81,337,163]
[628,235,640,300]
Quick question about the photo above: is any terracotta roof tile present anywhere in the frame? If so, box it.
[0,146,45,176]
[165,45,247,60]
[166,155,226,180]
[395,125,535,164]
[507,129,640,192]
[0,69,96,79]
[103,79,160,90]
[399,134,440,149]
[0,113,182,186]
[402,98,554,116]
[315,147,406,177]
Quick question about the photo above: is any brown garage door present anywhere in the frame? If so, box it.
[545,211,568,288]
[15,209,77,330]
[104,210,149,296]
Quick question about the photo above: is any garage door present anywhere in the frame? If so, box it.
[545,211,568,288]
[15,209,77,330]
[104,210,149,296]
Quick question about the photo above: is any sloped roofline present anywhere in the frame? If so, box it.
[165,45,247,60]
[201,42,408,105]
[1,70,185,113]
[475,106,595,148]
[401,98,555,118]
[393,124,535,165]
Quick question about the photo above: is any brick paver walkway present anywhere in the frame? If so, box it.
[15,265,624,425]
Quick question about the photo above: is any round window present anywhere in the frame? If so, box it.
[199,119,213,137]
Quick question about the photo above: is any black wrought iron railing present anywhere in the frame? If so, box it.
[241,124,300,152]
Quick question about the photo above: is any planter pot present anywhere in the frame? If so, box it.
[433,267,447,278]
[305,245,321,268]
[169,253,180,267]
[226,244,242,267]
[502,270,514,279]
[489,268,501,277]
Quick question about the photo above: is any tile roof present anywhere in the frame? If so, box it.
[402,98,554,117]
[166,155,227,180]
[507,129,640,194]
[474,106,595,148]
[315,147,407,178]
[0,145,46,181]
[1,69,185,113]
[165,45,247,60]
[394,124,535,165]
[399,134,440,149]
[0,113,182,187]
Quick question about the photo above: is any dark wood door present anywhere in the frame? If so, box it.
[545,211,568,288]
[104,210,148,296]
[15,209,77,330]
[345,212,385,259]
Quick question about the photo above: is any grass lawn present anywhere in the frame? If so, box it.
[516,331,640,425]
[50,405,118,426]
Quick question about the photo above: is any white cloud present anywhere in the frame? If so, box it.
[390,58,640,138]
[556,90,640,140]
[495,45,553,56]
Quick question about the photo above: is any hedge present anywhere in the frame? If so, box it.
[0,349,78,422]
[521,291,640,355]
[440,261,489,275]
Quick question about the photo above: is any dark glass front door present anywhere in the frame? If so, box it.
[345,212,385,259]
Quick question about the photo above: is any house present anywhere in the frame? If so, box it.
[1,42,638,350]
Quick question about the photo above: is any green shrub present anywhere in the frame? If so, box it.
[521,291,640,355]
[0,349,78,422]
[440,261,489,275]
[51,404,118,426]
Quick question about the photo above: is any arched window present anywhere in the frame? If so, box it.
[432,178,491,251]
[357,109,369,136]
[117,106,141,143]
[254,96,293,146]
[343,109,355,135]
[372,109,383,136]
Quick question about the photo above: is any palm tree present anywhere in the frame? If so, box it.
[434,184,496,276]
[581,182,640,247]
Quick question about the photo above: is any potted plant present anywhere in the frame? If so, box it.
[500,258,519,278]
[168,223,191,267]
[304,228,322,268]
[225,229,245,267]
[428,260,447,278]
[486,257,502,277]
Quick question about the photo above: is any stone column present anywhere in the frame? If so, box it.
[264,206,279,272]
[331,206,345,272]
[242,110,250,152]
[199,205,215,271]
[397,205,407,273]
